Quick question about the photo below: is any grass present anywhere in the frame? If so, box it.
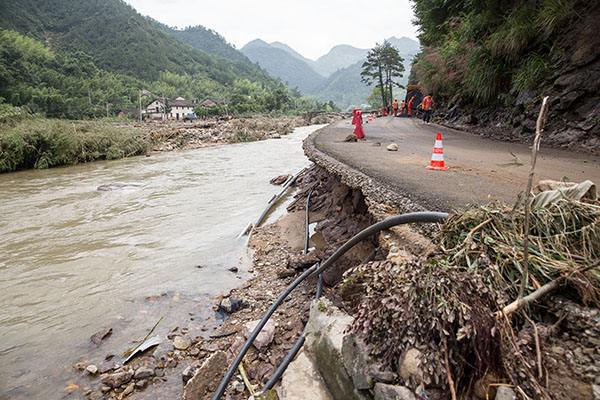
[512,53,550,92]
[0,118,150,172]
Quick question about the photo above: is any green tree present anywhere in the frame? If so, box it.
[361,41,405,108]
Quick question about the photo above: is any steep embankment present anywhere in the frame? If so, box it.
[411,0,599,153]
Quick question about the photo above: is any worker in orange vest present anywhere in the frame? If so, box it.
[353,109,365,139]
[421,95,434,123]
[392,99,399,117]
[407,96,415,117]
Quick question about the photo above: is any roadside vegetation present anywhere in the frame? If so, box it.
[410,0,583,104]
[0,105,148,172]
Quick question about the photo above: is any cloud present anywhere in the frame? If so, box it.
[124,0,418,59]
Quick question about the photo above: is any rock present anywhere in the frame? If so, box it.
[154,368,164,377]
[243,319,275,350]
[495,386,517,400]
[342,334,397,389]
[373,383,416,400]
[271,134,282,139]
[305,298,368,400]
[386,143,399,151]
[280,350,333,400]
[189,347,200,356]
[398,348,423,383]
[182,365,196,385]
[101,385,111,393]
[270,174,291,185]
[99,360,116,374]
[232,380,245,393]
[277,268,297,279]
[228,266,239,273]
[134,367,154,380]
[182,351,228,400]
[135,379,148,389]
[344,134,358,142]
[90,327,113,345]
[218,297,247,314]
[173,336,192,350]
[289,251,321,270]
[86,365,99,375]
[100,370,133,388]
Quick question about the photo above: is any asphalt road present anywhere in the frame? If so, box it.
[314,117,600,211]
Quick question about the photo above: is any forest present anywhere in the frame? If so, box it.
[0,0,328,119]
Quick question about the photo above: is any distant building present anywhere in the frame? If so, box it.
[199,98,227,108]
[169,97,195,120]
[144,99,167,120]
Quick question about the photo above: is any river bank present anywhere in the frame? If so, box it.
[0,125,323,399]
[0,115,343,173]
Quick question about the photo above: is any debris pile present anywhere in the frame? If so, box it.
[341,195,599,399]
[147,116,305,151]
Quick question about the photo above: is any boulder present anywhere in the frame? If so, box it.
[373,383,416,400]
[182,351,227,400]
[305,298,368,400]
[218,297,247,314]
[280,350,333,400]
[100,370,133,388]
[398,348,423,383]
[386,143,399,151]
[243,319,275,350]
[344,134,358,142]
[133,366,154,380]
[86,365,98,375]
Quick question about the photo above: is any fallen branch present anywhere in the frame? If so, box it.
[500,259,599,317]
[520,96,550,298]
[443,337,457,400]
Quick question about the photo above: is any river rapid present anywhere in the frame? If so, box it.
[0,125,322,399]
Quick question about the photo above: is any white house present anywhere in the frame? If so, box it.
[143,99,166,120]
[169,97,195,120]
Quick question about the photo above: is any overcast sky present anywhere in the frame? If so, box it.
[124,0,419,60]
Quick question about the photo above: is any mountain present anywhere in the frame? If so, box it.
[0,0,272,85]
[313,45,368,76]
[269,41,318,71]
[168,25,250,64]
[241,40,325,94]
[313,61,371,110]
[0,0,299,119]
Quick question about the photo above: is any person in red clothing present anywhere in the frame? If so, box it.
[407,96,415,117]
[351,108,358,125]
[421,95,434,123]
[400,100,406,115]
[382,106,388,117]
[392,99,399,117]
[353,109,365,139]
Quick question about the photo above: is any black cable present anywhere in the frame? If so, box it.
[211,211,448,399]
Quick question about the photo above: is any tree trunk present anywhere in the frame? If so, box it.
[378,65,386,108]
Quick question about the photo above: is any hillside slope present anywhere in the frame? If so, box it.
[0,0,272,85]
[410,0,599,153]
[241,40,325,94]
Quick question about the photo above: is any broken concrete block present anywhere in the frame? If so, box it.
[280,350,333,400]
[305,298,368,400]
[182,351,227,400]
[373,383,416,400]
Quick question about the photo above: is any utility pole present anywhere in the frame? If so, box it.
[138,90,142,123]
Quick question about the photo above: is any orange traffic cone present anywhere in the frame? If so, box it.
[426,132,449,171]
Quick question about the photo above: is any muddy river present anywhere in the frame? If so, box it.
[0,125,322,399]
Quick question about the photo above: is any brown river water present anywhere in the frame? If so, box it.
[0,125,322,399]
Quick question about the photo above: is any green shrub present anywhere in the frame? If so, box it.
[0,118,149,172]
[537,0,576,36]
[512,53,550,92]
